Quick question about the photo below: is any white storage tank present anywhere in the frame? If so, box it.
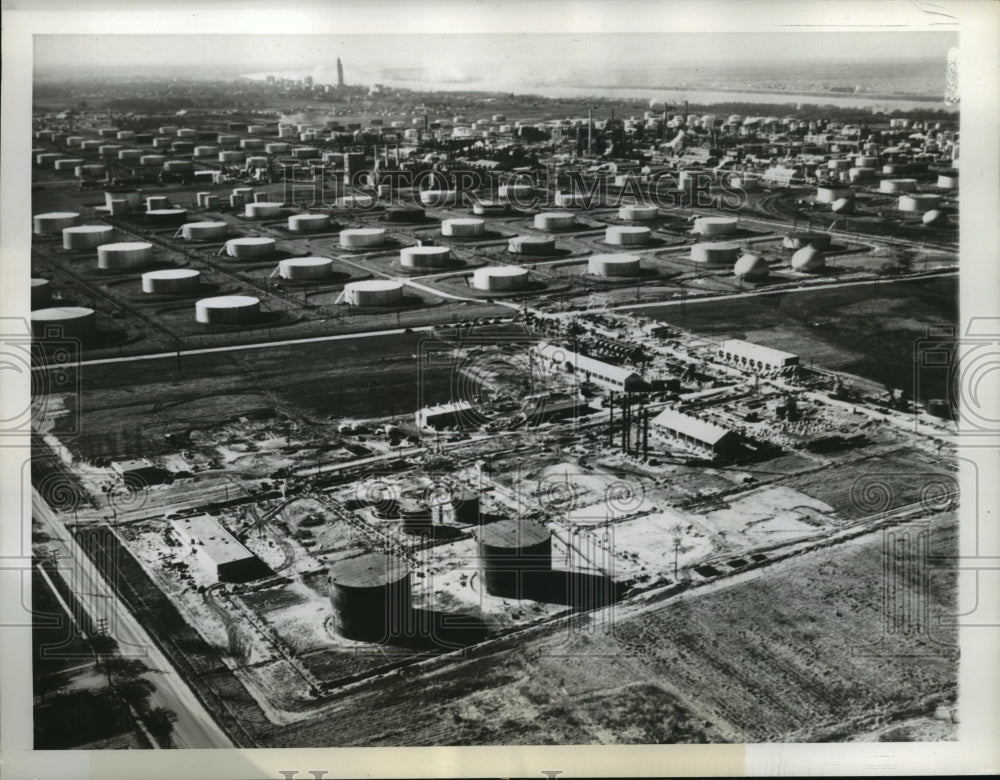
[140,154,167,167]
[97,242,154,270]
[142,268,201,294]
[181,221,228,240]
[344,280,404,306]
[288,213,331,232]
[442,218,485,237]
[53,158,84,172]
[278,257,334,280]
[194,145,219,158]
[63,225,115,250]
[265,143,290,154]
[400,246,452,268]
[117,149,143,163]
[507,235,556,255]
[105,191,142,210]
[922,209,947,226]
[81,140,103,151]
[472,266,529,292]
[498,183,534,200]
[217,134,239,146]
[472,201,510,216]
[116,130,136,142]
[225,237,276,259]
[31,278,52,309]
[419,190,458,207]
[163,160,193,173]
[34,212,81,235]
[693,216,738,236]
[157,126,178,135]
[880,178,918,194]
[239,138,265,150]
[196,295,261,324]
[733,254,769,280]
[605,226,651,246]
[31,307,97,341]
[534,212,576,230]
[176,128,198,138]
[791,246,826,272]
[339,228,386,249]
[98,145,122,157]
[936,173,958,189]
[36,153,63,166]
[219,151,246,164]
[691,242,740,264]
[827,159,852,171]
[816,185,853,204]
[618,205,659,221]
[245,202,283,219]
[588,253,641,277]
[898,193,941,212]
[855,155,879,168]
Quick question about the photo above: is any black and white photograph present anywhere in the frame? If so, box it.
[1,1,998,778]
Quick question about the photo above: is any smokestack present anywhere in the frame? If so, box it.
[588,108,593,156]
[608,391,615,447]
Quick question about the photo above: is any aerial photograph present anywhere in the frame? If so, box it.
[9,5,994,775]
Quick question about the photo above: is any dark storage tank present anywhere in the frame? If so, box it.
[477,519,552,600]
[328,553,411,642]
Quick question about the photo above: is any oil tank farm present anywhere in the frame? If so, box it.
[328,553,412,643]
[473,265,529,292]
[278,257,333,280]
[534,212,576,230]
[898,194,942,213]
[288,213,331,232]
[441,218,485,238]
[733,253,769,281]
[791,245,826,272]
[693,217,738,236]
[344,280,404,306]
[31,307,96,340]
[34,212,81,235]
[400,246,452,269]
[225,237,276,259]
[618,205,659,221]
[181,221,228,241]
[508,235,556,256]
[98,242,154,270]
[63,225,115,250]
[783,232,832,251]
[691,242,740,265]
[142,268,202,294]
[588,253,641,277]
[339,228,386,249]
[146,209,188,228]
[605,226,651,247]
[31,278,52,309]
[879,178,918,194]
[195,295,261,324]
[477,519,552,600]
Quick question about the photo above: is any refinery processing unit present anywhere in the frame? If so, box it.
[14,25,983,763]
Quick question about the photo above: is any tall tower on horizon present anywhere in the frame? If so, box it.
[336,57,344,87]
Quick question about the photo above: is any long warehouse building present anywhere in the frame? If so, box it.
[651,408,742,459]
[535,342,648,392]
[717,339,799,373]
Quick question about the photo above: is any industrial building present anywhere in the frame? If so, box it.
[535,342,647,392]
[650,408,741,459]
[717,339,799,373]
[415,400,476,430]
[111,458,168,486]
[170,515,270,584]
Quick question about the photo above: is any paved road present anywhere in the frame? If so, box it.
[33,490,234,748]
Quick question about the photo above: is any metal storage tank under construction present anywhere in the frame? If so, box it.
[98,242,154,270]
[783,232,831,251]
[400,246,452,268]
[63,225,115,250]
[508,235,556,255]
[451,490,480,525]
[344,280,404,306]
[442,218,485,237]
[588,253,641,277]
[791,245,826,272]
[693,216,738,236]
[691,242,740,264]
[142,269,201,294]
[618,205,659,221]
[339,228,386,249]
[146,209,188,227]
[733,254,769,280]
[899,193,941,212]
[181,221,227,240]
[606,226,651,246]
[53,158,84,172]
[31,307,96,341]
[278,257,333,280]
[420,190,458,207]
[195,295,261,324]
[34,212,81,235]
[245,202,283,219]
[385,206,426,223]
[473,265,529,292]
[477,519,552,599]
[31,279,52,309]
[146,195,170,211]
[288,213,331,232]
[534,212,576,230]
[328,553,411,643]
[880,178,918,194]
[225,237,276,259]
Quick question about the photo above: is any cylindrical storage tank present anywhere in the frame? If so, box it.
[922,209,947,226]
[107,199,129,216]
[163,160,194,173]
[618,204,659,221]
[292,147,319,159]
[225,237,276,259]
[246,156,269,169]
[791,246,826,272]
[53,158,84,172]
[385,206,426,223]
[783,232,831,251]
[477,519,552,599]
[98,145,122,157]
[97,242,154,270]
[693,216,738,236]
[472,265,529,292]
[63,225,115,250]
[31,278,52,309]
[98,128,118,138]
[81,140,103,152]
[278,126,297,138]
[116,130,136,142]
[288,213,331,232]
[827,159,852,171]
[176,128,197,139]
[507,235,556,255]
[898,193,942,212]
[216,134,239,146]
[848,167,876,182]
[229,194,246,209]
[339,228,386,249]
[588,253,641,277]
[472,201,510,217]
[534,212,576,230]
[157,126,178,136]
[219,150,246,164]
[171,142,194,155]
[328,553,411,642]
[76,164,107,177]
[441,218,485,237]
[398,500,433,535]
[36,153,63,166]
[140,154,167,167]
[104,191,142,210]
[247,125,268,134]
[816,186,853,203]
[204,195,220,209]
[194,145,218,158]
[232,186,254,199]
[419,189,458,207]
[195,295,261,324]
[335,195,376,209]
[34,212,82,235]
[936,173,958,189]
[733,254,769,280]
[344,280,404,306]
[142,268,201,294]
[239,138,265,150]
[498,183,534,200]
[245,202,283,219]
[146,195,170,210]
[278,257,333,280]
[554,192,595,208]
[117,149,143,163]
[451,491,480,525]
[831,197,854,214]
[880,178,918,194]
[181,221,228,240]
[606,226,651,246]
[400,246,452,268]
[855,155,879,168]
[31,307,97,341]
[146,208,188,227]
[691,242,740,264]
[265,142,291,154]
